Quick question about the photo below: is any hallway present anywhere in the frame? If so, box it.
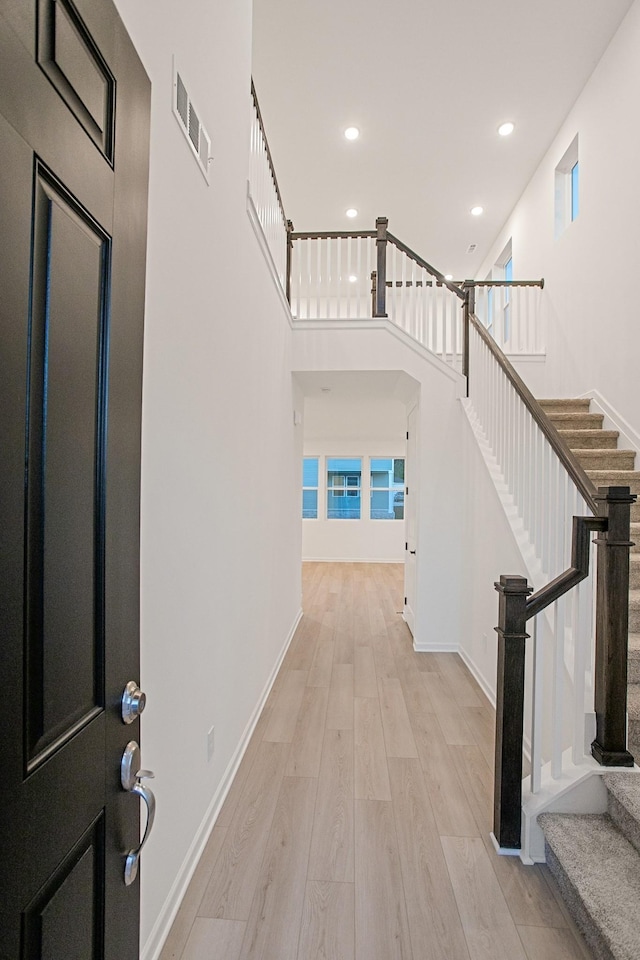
[159,562,591,960]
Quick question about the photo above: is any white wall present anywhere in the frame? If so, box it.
[477,0,640,435]
[111,1,301,954]
[302,395,407,561]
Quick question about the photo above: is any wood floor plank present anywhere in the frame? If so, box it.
[354,697,391,801]
[388,758,470,960]
[286,617,321,672]
[239,776,317,960]
[431,653,485,708]
[354,645,377,699]
[199,742,290,921]
[450,744,568,930]
[378,677,419,758]
[307,639,335,688]
[262,669,308,742]
[422,671,477,745]
[182,918,246,960]
[159,826,228,960]
[517,924,591,960]
[370,630,398,680]
[297,881,355,960]
[308,729,354,882]
[287,685,330,778]
[355,799,413,960]
[441,836,528,960]
[411,713,479,837]
[326,662,354,730]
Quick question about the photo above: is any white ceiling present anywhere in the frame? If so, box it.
[252,0,633,279]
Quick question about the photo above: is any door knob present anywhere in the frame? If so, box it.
[121,681,146,724]
[121,740,156,886]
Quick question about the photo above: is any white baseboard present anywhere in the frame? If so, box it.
[580,388,640,460]
[141,607,303,960]
[413,640,459,653]
[458,647,496,708]
[302,556,404,564]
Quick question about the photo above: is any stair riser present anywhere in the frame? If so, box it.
[540,402,592,415]
[631,529,640,553]
[631,560,640,590]
[607,792,640,858]
[547,414,604,430]
[575,452,636,471]
[628,720,640,763]
[628,658,640,684]
[543,842,613,960]
[630,606,640,633]
[560,432,619,450]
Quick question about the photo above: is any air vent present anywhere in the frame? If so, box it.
[466,243,477,254]
[172,60,211,183]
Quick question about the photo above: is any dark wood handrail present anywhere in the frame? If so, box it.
[290,230,377,241]
[526,515,606,619]
[469,313,599,515]
[386,232,466,301]
[251,79,288,229]
[464,279,545,288]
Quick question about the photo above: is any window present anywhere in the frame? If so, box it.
[302,457,318,518]
[555,135,579,238]
[370,458,405,520]
[571,161,579,221]
[504,254,512,342]
[327,458,361,519]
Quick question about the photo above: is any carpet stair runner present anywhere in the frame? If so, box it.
[539,774,640,960]
[536,398,640,959]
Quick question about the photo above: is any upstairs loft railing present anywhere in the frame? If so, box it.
[288,217,545,368]
[249,81,289,291]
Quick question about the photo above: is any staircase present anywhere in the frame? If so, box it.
[538,398,640,759]
[539,774,640,960]
[537,399,640,960]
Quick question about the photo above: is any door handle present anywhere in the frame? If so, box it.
[409,550,416,555]
[121,740,156,886]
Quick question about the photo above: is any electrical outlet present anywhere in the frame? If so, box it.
[207,725,215,762]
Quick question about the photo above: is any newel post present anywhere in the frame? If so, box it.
[493,574,533,851]
[285,219,294,304]
[370,271,377,318]
[374,217,388,317]
[591,486,636,766]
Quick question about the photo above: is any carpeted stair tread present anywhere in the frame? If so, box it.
[539,398,592,413]
[630,555,640,589]
[604,773,640,857]
[558,429,620,450]
[539,812,640,960]
[546,412,605,430]
[631,524,640,553]
[572,449,636,470]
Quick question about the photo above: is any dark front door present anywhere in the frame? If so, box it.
[0,1,150,957]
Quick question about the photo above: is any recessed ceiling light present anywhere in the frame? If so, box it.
[348,275,358,283]
[498,121,515,137]
[344,126,360,141]
[346,208,358,218]
[470,206,484,216]
[444,274,453,281]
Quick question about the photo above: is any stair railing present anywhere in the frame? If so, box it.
[249,81,289,291]
[466,315,636,852]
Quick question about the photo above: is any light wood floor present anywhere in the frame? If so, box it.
[160,562,593,960]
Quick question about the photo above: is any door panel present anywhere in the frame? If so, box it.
[0,0,150,956]
[404,405,418,636]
